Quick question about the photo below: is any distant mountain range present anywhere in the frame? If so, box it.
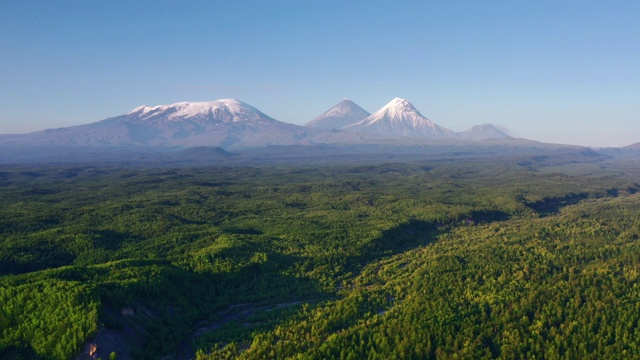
[0,98,510,150]
[305,98,509,141]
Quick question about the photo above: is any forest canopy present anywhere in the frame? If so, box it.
[1,156,640,359]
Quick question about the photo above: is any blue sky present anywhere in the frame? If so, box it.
[1,0,638,147]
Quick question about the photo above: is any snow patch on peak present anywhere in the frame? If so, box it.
[379,97,418,113]
[363,98,426,126]
[127,105,170,116]
[128,105,147,114]
[343,97,455,139]
[390,97,409,104]
[124,99,275,124]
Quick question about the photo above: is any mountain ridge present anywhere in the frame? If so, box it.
[0,99,310,149]
[1,97,513,150]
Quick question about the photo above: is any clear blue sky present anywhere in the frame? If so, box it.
[1,0,638,147]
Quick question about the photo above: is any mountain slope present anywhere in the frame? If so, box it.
[623,142,640,149]
[342,98,455,139]
[304,99,370,130]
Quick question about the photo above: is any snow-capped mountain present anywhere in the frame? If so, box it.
[304,99,370,130]
[0,99,314,149]
[126,99,279,125]
[0,97,517,156]
[342,98,455,139]
[458,124,510,140]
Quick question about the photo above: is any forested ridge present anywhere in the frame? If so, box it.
[1,158,640,359]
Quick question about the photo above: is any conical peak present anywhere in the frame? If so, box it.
[304,99,370,129]
[459,123,510,140]
[344,97,455,138]
[334,99,357,108]
[372,97,423,121]
[383,97,417,112]
[320,99,366,116]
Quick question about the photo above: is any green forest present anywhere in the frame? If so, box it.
[2,155,640,359]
